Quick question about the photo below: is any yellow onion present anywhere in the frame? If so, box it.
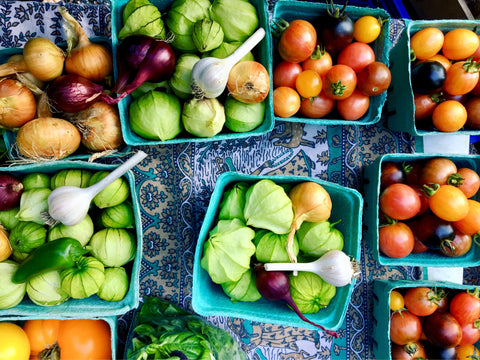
[23,37,65,82]
[16,117,81,160]
[0,78,36,129]
[61,8,113,82]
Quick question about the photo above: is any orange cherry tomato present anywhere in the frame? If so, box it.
[443,60,480,96]
[442,28,480,60]
[432,100,467,132]
[23,319,60,356]
[410,27,444,60]
[295,70,322,98]
[454,199,480,236]
[428,184,469,222]
[273,86,301,118]
[323,64,357,100]
[301,45,332,77]
[456,167,480,198]
[353,15,382,43]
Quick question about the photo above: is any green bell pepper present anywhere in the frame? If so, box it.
[12,237,88,284]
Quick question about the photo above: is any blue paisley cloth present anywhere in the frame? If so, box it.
[1,1,478,359]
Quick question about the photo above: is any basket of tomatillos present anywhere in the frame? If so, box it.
[388,19,480,135]
[109,0,274,145]
[0,7,127,162]
[192,172,363,334]
[269,0,391,124]
[372,279,480,360]
[364,153,480,267]
[0,158,143,316]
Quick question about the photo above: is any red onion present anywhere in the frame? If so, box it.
[255,264,338,337]
[47,74,115,113]
[0,173,24,210]
[112,36,175,102]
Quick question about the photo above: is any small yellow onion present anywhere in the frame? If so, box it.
[23,37,65,82]
[227,60,270,104]
[61,8,113,82]
[0,78,37,129]
[69,101,123,152]
[16,117,81,160]
[286,181,332,263]
[0,226,12,262]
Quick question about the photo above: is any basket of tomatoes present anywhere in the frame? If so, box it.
[270,0,391,125]
[0,316,117,360]
[364,153,480,267]
[373,279,480,360]
[388,19,480,135]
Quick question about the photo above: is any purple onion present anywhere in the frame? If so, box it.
[47,74,114,113]
[0,173,24,210]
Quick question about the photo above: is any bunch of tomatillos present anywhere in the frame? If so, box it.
[0,168,136,309]
[115,0,270,141]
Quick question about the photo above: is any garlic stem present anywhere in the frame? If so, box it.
[223,28,266,68]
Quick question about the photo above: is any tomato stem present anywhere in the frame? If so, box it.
[271,18,290,38]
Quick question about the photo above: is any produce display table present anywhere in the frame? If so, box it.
[1,1,479,359]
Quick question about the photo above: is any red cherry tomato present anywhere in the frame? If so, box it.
[414,93,440,120]
[301,45,333,77]
[403,286,441,317]
[273,61,303,89]
[419,157,458,186]
[380,161,405,189]
[423,311,462,348]
[356,61,391,96]
[459,322,480,345]
[465,96,480,129]
[450,290,480,326]
[379,222,415,258]
[337,42,375,73]
[299,93,335,118]
[323,64,357,100]
[390,310,422,345]
[456,167,480,198]
[277,19,317,63]
[379,183,421,220]
[336,89,369,120]
[443,60,480,96]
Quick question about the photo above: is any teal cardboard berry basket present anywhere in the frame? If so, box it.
[387,19,480,136]
[364,153,480,267]
[192,172,363,331]
[0,37,131,161]
[271,0,391,125]
[0,315,117,359]
[0,160,142,317]
[372,279,478,360]
[110,0,274,145]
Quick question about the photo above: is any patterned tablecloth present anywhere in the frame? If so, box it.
[1,1,479,359]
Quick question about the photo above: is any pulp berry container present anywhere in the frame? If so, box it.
[0,160,142,317]
[372,279,477,360]
[271,0,391,125]
[0,37,131,161]
[387,19,480,136]
[192,172,363,331]
[363,152,480,267]
[110,0,274,146]
[0,316,117,359]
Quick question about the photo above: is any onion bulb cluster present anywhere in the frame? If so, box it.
[0,7,121,161]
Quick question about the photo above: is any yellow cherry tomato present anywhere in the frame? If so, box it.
[353,16,382,43]
[457,344,480,360]
[390,290,404,311]
[0,322,30,360]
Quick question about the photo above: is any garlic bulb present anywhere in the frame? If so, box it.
[264,250,360,287]
[190,27,265,99]
[43,151,147,226]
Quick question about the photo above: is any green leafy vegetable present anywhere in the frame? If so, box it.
[243,179,294,234]
[126,296,247,360]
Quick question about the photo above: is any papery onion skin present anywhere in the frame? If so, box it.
[70,102,123,151]
[16,117,82,160]
[0,78,36,129]
[65,43,113,82]
[23,37,65,82]
[0,173,24,211]
[227,60,270,104]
